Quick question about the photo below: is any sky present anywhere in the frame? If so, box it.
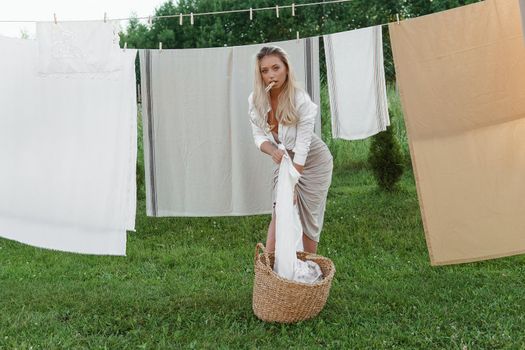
[0,0,167,38]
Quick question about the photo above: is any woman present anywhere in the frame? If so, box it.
[248,46,333,254]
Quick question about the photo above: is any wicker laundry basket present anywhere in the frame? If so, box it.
[252,242,336,323]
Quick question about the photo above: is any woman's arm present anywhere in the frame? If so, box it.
[260,141,285,164]
[248,94,284,164]
[293,163,304,174]
[292,91,317,169]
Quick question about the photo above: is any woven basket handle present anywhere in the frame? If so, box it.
[304,253,319,260]
[254,242,271,269]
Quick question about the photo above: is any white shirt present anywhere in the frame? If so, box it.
[248,89,318,166]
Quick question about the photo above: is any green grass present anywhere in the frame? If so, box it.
[1,89,524,349]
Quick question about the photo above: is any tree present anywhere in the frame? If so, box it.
[368,109,404,191]
[120,0,483,83]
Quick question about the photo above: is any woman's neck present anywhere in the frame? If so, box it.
[270,88,282,100]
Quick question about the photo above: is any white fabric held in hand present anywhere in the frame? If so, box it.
[273,144,323,283]
[274,144,303,280]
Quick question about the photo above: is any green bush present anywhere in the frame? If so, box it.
[368,110,404,191]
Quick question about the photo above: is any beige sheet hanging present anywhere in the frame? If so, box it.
[520,0,525,42]
[389,0,525,265]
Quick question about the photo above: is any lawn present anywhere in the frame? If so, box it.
[1,87,524,349]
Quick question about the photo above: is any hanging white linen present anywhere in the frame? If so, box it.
[140,37,321,217]
[0,36,137,255]
[140,47,236,216]
[324,26,389,140]
[36,20,122,75]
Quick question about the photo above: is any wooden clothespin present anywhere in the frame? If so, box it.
[159,42,163,52]
[179,13,183,25]
[148,15,152,25]
[190,13,194,25]
[249,8,253,21]
[396,14,400,24]
[276,5,279,18]
[296,31,300,43]
[292,3,296,17]
[54,13,58,24]
[124,42,127,51]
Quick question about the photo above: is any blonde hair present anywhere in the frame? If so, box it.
[252,46,299,129]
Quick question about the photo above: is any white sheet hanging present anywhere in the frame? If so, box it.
[324,26,389,140]
[36,20,122,75]
[0,36,137,255]
[139,37,321,217]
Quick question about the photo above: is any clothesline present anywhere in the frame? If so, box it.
[0,0,355,23]
[0,0,405,51]
[0,0,409,49]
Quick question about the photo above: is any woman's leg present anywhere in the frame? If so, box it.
[265,210,276,253]
[269,214,317,253]
[302,233,318,254]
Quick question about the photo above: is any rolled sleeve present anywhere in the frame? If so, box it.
[292,92,317,166]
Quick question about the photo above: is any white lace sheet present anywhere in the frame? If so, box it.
[0,36,137,255]
[36,20,122,75]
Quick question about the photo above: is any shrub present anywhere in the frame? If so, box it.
[368,111,404,191]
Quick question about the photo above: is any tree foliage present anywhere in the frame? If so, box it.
[121,0,482,45]
[120,0,480,82]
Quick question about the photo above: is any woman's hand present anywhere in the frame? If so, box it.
[271,148,285,164]
[293,163,304,174]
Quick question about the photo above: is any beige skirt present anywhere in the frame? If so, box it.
[272,133,333,242]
